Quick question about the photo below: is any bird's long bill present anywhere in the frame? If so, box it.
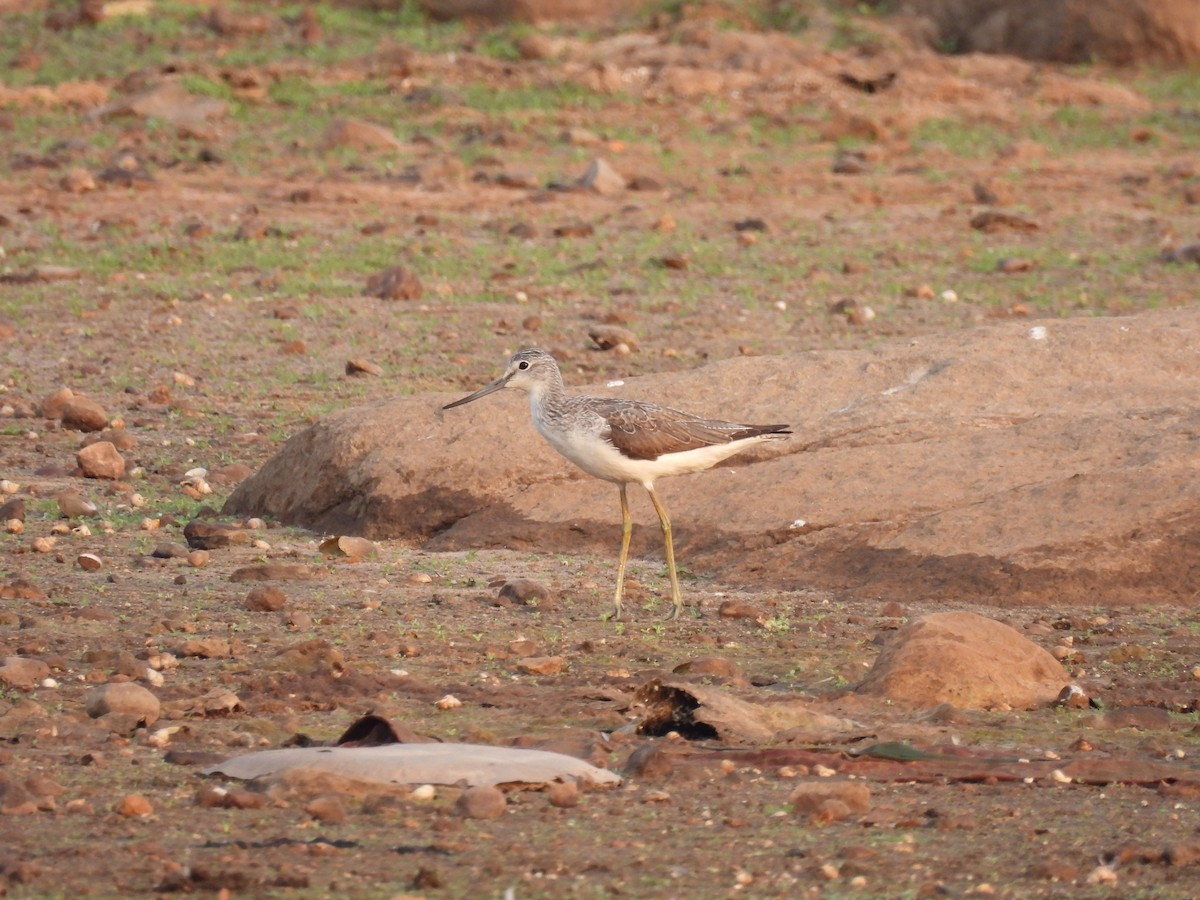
[442,373,510,410]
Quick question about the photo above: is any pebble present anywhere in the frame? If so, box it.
[77,553,104,572]
[305,795,347,823]
[547,780,580,808]
[588,325,639,352]
[346,358,383,377]
[498,579,551,607]
[410,784,436,801]
[115,794,154,818]
[435,694,462,710]
[672,656,742,678]
[85,682,160,723]
[187,549,210,567]
[790,782,870,822]
[244,586,287,611]
[516,656,565,676]
[5,519,23,534]
[364,265,423,300]
[717,600,764,620]
[456,785,507,819]
[0,480,19,494]
[579,157,626,194]
[0,656,52,690]
[56,490,98,518]
[61,396,108,432]
[31,536,56,553]
[40,387,74,420]
[77,441,125,479]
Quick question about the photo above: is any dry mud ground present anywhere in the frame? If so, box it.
[1,3,1200,898]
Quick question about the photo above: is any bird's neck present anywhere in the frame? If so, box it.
[527,370,567,419]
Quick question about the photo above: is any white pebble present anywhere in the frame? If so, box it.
[411,784,436,801]
[940,289,958,303]
[252,539,271,550]
[130,493,145,508]
[185,467,208,479]
[813,764,836,777]
[1050,769,1072,784]
[514,290,528,303]
[1029,325,1048,341]
[773,300,787,311]
[435,694,463,710]
[0,479,19,494]
[41,677,58,689]
[245,517,265,530]
[144,668,165,687]
[1087,865,1118,885]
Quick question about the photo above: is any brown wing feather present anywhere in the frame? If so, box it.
[591,398,790,461]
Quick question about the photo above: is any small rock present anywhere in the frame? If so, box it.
[77,553,103,572]
[0,497,24,521]
[997,257,1035,274]
[672,656,742,678]
[321,117,403,151]
[115,794,154,818]
[305,795,347,823]
[187,549,210,567]
[516,656,564,676]
[790,782,871,819]
[435,694,462,710]
[346,358,383,377]
[0,656,51,690]
[56,490,98,518]
[152,542,190,559]
[60,167,97,193]
[282,609,313,631]
[364,265,423,300]
[1027,859,1081,882]
[588,325,639,352]
[40,387,74,420]
[546,780,580,808]
[178,638,232,659]
[717,600,764,620]
[31,536,56,553]
[318,535,377,560]
[0,577,46,600]
[5,518,23,534]
[61,396,108,432]
[85,682,160,723]
[970,209,1039,233]
[229,563,314,582]
[456,785,506,819]
[579,157,625,195]
[498,579,551,607]
[76,441,125,479]
[244,586,287,612]
[183,519,250,550]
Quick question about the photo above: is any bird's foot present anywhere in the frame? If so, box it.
[603,606,623,622]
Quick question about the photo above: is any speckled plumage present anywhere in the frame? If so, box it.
[444,348,791,619]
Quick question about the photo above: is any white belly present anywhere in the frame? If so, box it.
[537,420,766,488]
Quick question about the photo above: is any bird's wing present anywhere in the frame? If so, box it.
[590,398,784,461]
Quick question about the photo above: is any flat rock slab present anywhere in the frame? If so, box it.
[224,308,1200,607]
[202,743,622,788]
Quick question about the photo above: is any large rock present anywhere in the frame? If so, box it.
[898,0,1200,66]
[225,309,1200,608]
[856,612,1068,710]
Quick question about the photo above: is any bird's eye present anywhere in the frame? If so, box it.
[518,361,530,370]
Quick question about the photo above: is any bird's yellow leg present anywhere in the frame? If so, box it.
[646,487,684,619]
[606,484,633,621]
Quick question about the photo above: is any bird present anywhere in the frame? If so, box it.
[443,348,791,620]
